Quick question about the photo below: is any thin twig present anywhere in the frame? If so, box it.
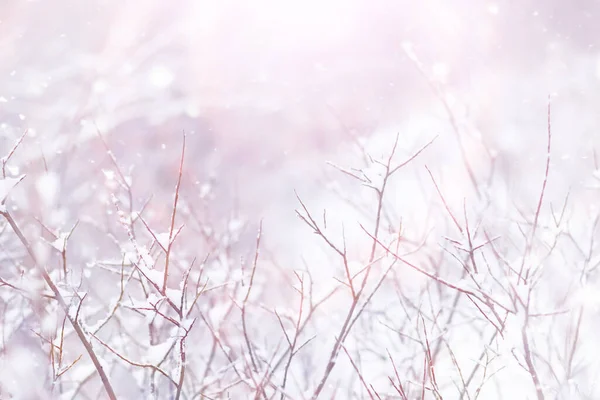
[164,131,186,292]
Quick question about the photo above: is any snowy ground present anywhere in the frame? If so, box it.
[1,1,600,399]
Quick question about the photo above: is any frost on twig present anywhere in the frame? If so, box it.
[0,174,25,206]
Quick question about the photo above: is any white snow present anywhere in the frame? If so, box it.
[35,172,60,207]
[148,65,174,89]
[0,175,25,204]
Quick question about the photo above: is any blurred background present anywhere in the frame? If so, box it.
[1,0,599,206]
[2,0,599,261]
[0,0,597,237]
[2,1,600,398]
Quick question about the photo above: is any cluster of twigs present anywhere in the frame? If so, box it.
[0,65,597,400]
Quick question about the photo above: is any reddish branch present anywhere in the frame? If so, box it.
[0,210,118,400]
[164,132,186,292]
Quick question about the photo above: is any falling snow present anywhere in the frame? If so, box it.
[0,1,599,399]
